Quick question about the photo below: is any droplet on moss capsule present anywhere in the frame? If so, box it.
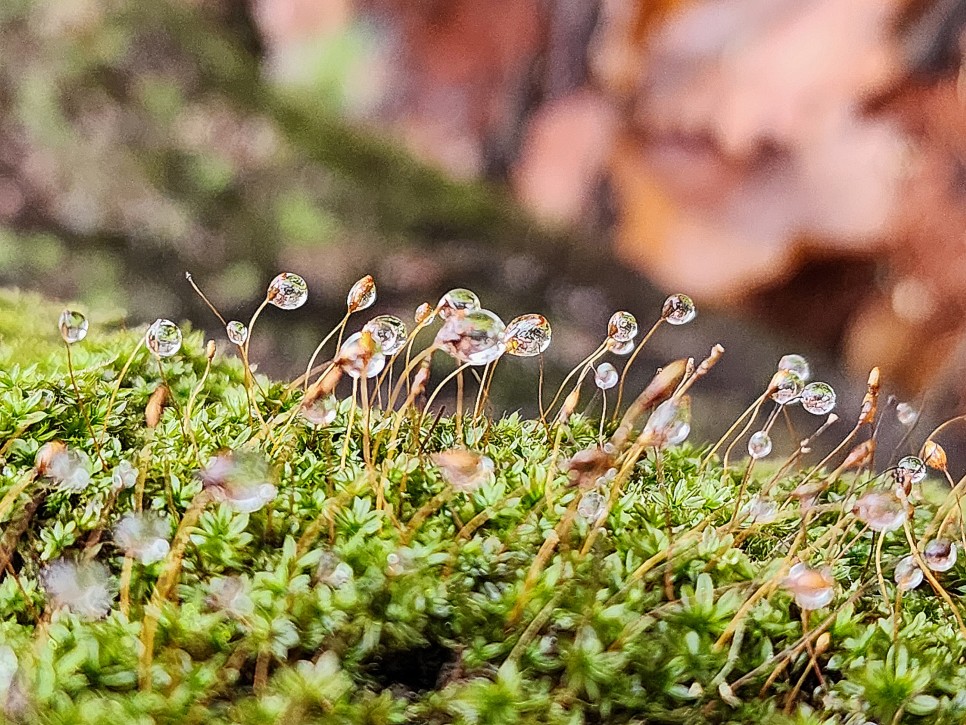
[895,402,918,427]
[594,362,618,390]
[782,562,834,610]
[59,309,88,344]
[432,448,495,493]
[437,288,480,320]
[225,320,248,345]
[748,431,772,459]
[606,337,634,355]
[769,369,804,404]
[415,302,435,325]
[801,382,836,415]
[778,354,811,382]
[301,393,339,427]
[662,294,696,325]
[267,272,308,310]
[607,311,638,342]
[894,456,926,486]
[894,556,923,591]
[924,539,957,572]
[145,319,183,357]
[347,275,376,312]
[577,491,606,521]
[642,396,691,446]
[435,309,506,366]
[503,314,552,357]
[363,315,408,356]
[337,331,386,379]
[852,491,907,532]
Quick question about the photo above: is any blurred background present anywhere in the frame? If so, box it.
[1,0,965,430]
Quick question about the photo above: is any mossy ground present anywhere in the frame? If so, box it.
[0,290,964,724]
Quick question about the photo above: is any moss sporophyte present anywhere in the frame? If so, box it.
[0,279,965,723]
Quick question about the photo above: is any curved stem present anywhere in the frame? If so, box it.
[613,319,664,417]
[98,341,143,448]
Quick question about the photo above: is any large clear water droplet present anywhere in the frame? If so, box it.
[895,402,918,427]
[894,556,922,591]
[267,272,308,310]
[145,319,183,357]
[594,362,618,390]
[435,309,506,366]
[643,396,691,446]
[769,369,803,404]
[59,310,89,344]
[225,320,248,345]
[778,354,811,382]
[347,275,376,312]
[337,331,386,379]
[301,394,339,426]
[748,430,772,459]
[662,294,696,325]
[363,315,408,356]
[503,313,552,357]
[800,382,836,415]
[608,311,638,342]
[438,288,480,320]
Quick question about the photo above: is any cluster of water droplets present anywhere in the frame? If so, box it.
[782,562,835,610]
[36,443,92,492]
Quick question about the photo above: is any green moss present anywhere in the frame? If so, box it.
[0,294,963,724]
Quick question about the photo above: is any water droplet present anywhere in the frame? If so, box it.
[415,302,435,325]
[112,460,137,491]
[744,495,778,524]
[347,274,376,312]
[800,382,836,415]
[852,491,907,532]
[607,311,638,342]
[59,310,88,344]
[225,320,248,345]
[363,315,408,356]
[662,294,696,325]
[606,338,634,355]
[438,288,480,320]
[206,576,254,618]
[337,331,386,379]
[432,448,495,493]
[748,431,772,459]
[145,319,183,357]
[41,559,115,620]
[301,393,339,426]
[577,491,606,521]
[923,539,957,573]
[435,309,506,366]
[37,444,91,491]
[642,396,691,446]
[200,451,277,513]
[594,362,618,390]
[895,456,926,485]
[114,512,170,565]
[503,314,552,357]
[778,354,811,382]
[267,272,308,310]
[894,555,923,591]
[895,402,918,427]
[769,369,804,404]
[782,562,835,610]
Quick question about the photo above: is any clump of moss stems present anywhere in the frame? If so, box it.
[0,283,965,724]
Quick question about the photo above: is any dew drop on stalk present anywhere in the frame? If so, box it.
[778,354,811,382]
[602,337,631,356]
[113,512,171,565]
[363,315,408,355]
[662,294,696,325]
[432,448,495,493]
[924,539,957,572]
[145,319,183,357]
[852,491,907,532]
[225,320,248,345]
[894,555,923,591]
[438,288,480,320]
[503,314,552,357]
[782,562,834,609]
[435,309,506,366]
[800,382,836,415]
[415,302,435,325]
[747,431,772,459]
[607,311,638,343]
[347,274,376,312]
[200,451,277,514]
[895,402,918,427]
[267,272,308,310]
[337,331,386,379]
[577,491,606,521]
[769,369,804,404]
[301,393,339,426]
[41,559,116,620]
[59,310,88,344]
[112,460,137,491]
[594,362,618,390]
[642,396,691,446]
[894,456,926,486]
